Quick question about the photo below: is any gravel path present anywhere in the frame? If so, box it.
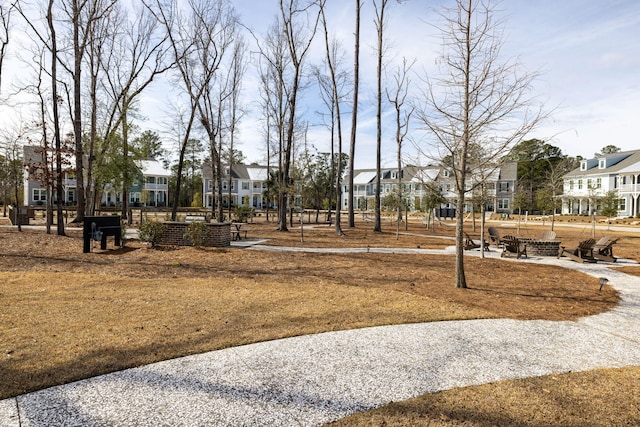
[1,248,639,426]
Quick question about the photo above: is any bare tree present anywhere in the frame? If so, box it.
[59,0,117,223]
[225,38,247,220]
[415,0,544,288]
[254,18,290,224]
[47,0,65,235]
[347,0,362,228]
[543,157,573,230]
[0,0,14,93]
[0,122,26,231]
[372,0,387,232]
[15,0,66,234]
[318,1,350,235]
[98,2,170,220]
[386,57,414,239]
[191,0,237,222]
[147,0,235,221]
[275,0,321,231]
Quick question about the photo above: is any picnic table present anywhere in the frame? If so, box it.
[231,222,249,241]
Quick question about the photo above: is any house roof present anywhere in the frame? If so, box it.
[616,160,640,174]
[246,166,269,181]
[353,171,377,184]
[498,162,518,181]
[410,168,439,183]
[139,160,170,177]
[564,149,640,178]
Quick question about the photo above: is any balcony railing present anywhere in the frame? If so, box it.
[618,184,640,193]
[144,183,168,191]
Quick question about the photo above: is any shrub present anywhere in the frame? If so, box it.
[183,221,210,246]
[138,220,167,247]
[233,205,252,223]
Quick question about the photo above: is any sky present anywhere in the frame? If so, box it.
[2,0,639,170]
[227,0,640,168]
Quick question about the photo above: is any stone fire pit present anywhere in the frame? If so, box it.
[519,238,561,256]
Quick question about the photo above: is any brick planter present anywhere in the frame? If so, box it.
[519,238,561,256]
[158,222,231,247]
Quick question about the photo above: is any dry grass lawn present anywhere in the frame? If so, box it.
[1,214,639,425]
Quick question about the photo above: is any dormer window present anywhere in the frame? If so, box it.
[580,161,587,171]
[598,159,605,169]
[443,170,451,178]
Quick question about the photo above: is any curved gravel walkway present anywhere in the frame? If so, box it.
[1,247,639,426]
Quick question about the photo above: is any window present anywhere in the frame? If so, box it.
[569,180,574,190]
[596,178,602,189]
[33,188,46,202]
[578,180,583,189]
[580,161,587,171]
[587,179,592,189]
[599,159,605,169]
[498,199,509,210]
[242,182,249,190]
[619,198,626,211]
[68,190,75,203]
[146,176,156,184]
[222,181,228,190]
[499,182,509,192]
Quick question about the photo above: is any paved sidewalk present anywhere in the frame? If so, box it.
[1,249,639,426]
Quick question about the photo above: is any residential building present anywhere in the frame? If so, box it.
[22,145,170,207]
[202,163,271,209]
[102,160,171,207]
[23,145,76,206]
[343,162,518,214]
[561,149,640,217]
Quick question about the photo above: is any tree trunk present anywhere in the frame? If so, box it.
[72,0,85,223]
[455,195,467,288]
[120,103,129,221]
[347,0,361,228]
[47,0,65,236]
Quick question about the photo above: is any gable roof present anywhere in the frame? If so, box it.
[139,160,170,177]
[564,149,640,178]
[353,171,377,184]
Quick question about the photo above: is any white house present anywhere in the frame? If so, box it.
[561,149,640,217]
